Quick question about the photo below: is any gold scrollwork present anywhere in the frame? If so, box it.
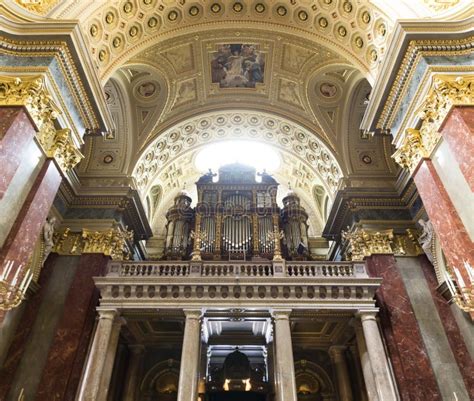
[0,75,83,172]
[342,228,394,261]
[14,0,61,16]
[393,75,474,172]
[54,226,133,260]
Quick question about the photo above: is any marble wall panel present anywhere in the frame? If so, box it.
[0,255,79,401]
[0,160,61,277]
[418,256,474,399]
[0,139,44,248]
[35,254,109,401]
[396,257,470,401]
[365,254,442,401]
[0,107,36,199]
[440,106,473,191]
[413,160,474,287]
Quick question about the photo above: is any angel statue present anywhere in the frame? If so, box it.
[418,219,434,264]
[42,216,57,265]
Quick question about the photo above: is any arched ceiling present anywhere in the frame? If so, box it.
[133,110,343,196]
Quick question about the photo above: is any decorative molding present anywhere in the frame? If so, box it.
[393,74,474,172]
[0,74,84,172]
[342,228,394,261]
[14,0,60,15]
[54,225,134,260]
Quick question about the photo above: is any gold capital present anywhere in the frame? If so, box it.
[0,75,83,172]
[342,228,394,261]
[393,74,474,173]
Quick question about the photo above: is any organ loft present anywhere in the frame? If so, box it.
[164,164,309,262]
[0,1,473,401]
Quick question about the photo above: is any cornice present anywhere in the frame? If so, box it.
[0,15,113,133]
[56,180,152,240]
[360,16,474,134]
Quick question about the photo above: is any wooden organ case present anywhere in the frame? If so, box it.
[164,163,310,261]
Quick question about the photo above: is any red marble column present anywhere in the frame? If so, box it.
[0,253,57,400]
[365,254,442,401]
[439,106,474,191]
[0,107,37,199]
[0,159,62,282]
[413,160,474,293]
[418,256,474,399]
[35,254,109,401]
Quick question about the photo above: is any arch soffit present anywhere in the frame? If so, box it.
[132,110,344,198]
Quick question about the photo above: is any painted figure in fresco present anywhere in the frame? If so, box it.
[211,43,265,88]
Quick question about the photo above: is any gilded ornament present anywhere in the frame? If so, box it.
[129,26,139,37]
[123,2,133,14]
[298,10,309,21]
[255,3,265,13]
[14,0,60,15]
[361,11,371,24]
[369,49,377,62]
[355,36,364,48]
[343,2,353,13]
[168,10,178,21]
[55,226,133,260]
[337,26,347,37]
[233,2,243,12]
[394,75,474,172]
[342,228,394,261]
[277,6,287,16]
[318,17,328,28]
[90,24,99,37]
[112,37,122,48]
[0,75,83,172]
[211,3,221,13]
[148,17,158,28]
[422,0,460,12]
[189,6,200,16]
[105,12,115,24]
[98,49,107,61]
[377,23,386,36]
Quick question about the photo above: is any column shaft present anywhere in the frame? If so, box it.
[273,310,297,401]
[77,310,118,401]
[97,318,123,401]
[359,312,397,401]
[329,347,353,401]
[354,323,378,401]
[177,309,202,401]
[123,345,145,401]
[0,107,37,198]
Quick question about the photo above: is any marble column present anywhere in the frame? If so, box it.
[0,159,61,288]
[0,107,37,198]
[97,317,124,401]
[329,346,353,401]
[354,322,379,401]
[77,309,119,401]
[177,309,202,401]
[122,345,145,401]
[358,311,397,401]
[272,309,297,401]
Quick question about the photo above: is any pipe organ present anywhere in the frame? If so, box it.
[164,163,310,261]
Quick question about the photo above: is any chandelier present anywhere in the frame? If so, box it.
[0,260,33,311]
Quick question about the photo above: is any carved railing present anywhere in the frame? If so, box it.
[97,260,379,310]
[110,261,366,278]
